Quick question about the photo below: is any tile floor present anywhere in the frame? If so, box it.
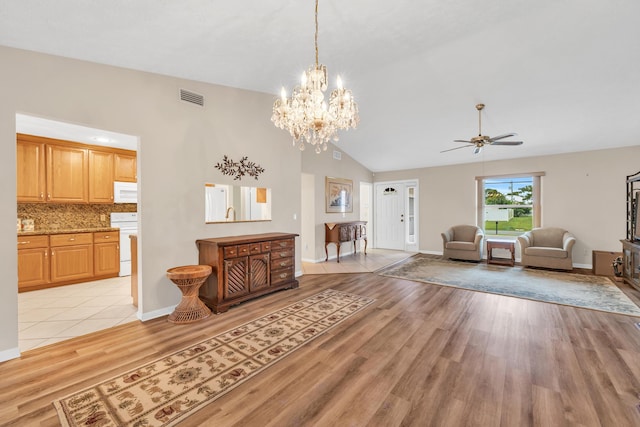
[302,248,414,274]
[18,276,138,352]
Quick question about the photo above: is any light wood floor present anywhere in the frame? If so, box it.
[2,271,640,426]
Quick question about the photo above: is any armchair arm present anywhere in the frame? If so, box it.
[441,229,453,243]
[517,233,531,250]
[563,232,576,252]
[473,230,484,246]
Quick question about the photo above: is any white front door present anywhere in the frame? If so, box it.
[375,183,405,250]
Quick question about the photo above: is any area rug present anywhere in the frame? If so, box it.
[378,255,640,317]
[53,289,375,427]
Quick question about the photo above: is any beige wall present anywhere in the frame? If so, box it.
[301,146,374,262]
[374,146,640,265]
[0,46,300,360]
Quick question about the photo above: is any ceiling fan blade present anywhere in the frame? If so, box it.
[490,140,523,146]
[441,145,472,153]
[488,133,517,142]
[453,139,473,143]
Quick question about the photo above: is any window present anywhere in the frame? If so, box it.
[476,173,543,237]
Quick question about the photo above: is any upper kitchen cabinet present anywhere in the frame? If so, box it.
[114,153,137,182]
[17,138,46,202]
[47,143,89,203]
[17,133,137,204]
[89,150,114,203]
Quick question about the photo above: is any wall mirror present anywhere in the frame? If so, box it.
[205,183,272,223]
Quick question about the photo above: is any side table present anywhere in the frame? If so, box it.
[166,265,213,323]
[486,239,516,266]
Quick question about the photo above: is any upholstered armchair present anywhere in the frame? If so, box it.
[517,227,575,270]
[441,225,484,261]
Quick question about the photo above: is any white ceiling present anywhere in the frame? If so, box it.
[2,0,639,172]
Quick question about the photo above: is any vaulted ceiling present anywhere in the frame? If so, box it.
[2,0,639,172]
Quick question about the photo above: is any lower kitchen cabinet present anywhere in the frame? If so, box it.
[94,231,120,277]
[17,230,120,292]
[17,235,50,291]
[50,233,94,283]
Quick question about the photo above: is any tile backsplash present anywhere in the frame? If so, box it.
[17,203,137,232]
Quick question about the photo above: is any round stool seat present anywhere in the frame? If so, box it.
[167,265,212,281]
[166,265,212,324]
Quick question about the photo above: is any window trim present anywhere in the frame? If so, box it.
[475,172,544,234]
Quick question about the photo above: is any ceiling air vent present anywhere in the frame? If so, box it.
[179,89,204,106]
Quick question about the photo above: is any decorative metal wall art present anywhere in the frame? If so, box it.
[215,155,265,180]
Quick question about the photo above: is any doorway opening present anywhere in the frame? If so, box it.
[16,113,140,353]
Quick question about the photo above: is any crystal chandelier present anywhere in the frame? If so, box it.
[271,0,359,154]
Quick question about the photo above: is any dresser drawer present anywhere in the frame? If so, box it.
[272,238,294,250]
[17,234,48,249]
[237,245,251,256]
[50,233,93,247]
[261,242,272,252]
[271,256,293,270]
[223,246,238,258]
[94,231,119,242]
[272,248,293,259]
[249,242,264,254]
[271,267,294,286]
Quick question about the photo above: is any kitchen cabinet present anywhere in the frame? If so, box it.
[89,150,114,203]
[47,144,89,203]
[94,231,120,277]
[17,139,46,202]
[17,133,136,205]
[114,153,137,182]
[197,233,298,313]
[17,230,121,292]
[17,235,50,291]
[50,233,94,283]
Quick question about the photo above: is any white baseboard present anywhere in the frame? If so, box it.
[0,347,21,363]
[138,305,176,322]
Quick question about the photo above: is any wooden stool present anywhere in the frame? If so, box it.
[166,265,212,324]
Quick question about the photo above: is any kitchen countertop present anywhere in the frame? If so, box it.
[18,227,120,236]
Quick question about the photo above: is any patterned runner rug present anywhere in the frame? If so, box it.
[378,255,640,317]
[54,289,375,427]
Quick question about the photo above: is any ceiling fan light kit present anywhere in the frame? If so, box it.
[442,103,523,154]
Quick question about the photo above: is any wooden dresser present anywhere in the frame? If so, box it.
[196,232,298,313]
[324,221,367,262]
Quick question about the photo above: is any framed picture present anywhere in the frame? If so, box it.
[325,177,353,213]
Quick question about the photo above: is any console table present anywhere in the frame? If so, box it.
[196,232,298,313]
[325,221,367,262]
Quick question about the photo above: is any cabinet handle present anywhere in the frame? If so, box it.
[69,238,75,241]
[279,273,287,279]
[18,241,30,245]
[44,250,48,258]
[279,242,287,247]
[280,262,286,267]
[39,192,44,199]
[280,252,287,257]
[51,250,55,256]
[104,235,110,239]
[47,193,51,200]
[117,245,120,250]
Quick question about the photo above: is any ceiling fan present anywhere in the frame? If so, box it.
[442,103,523,154]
